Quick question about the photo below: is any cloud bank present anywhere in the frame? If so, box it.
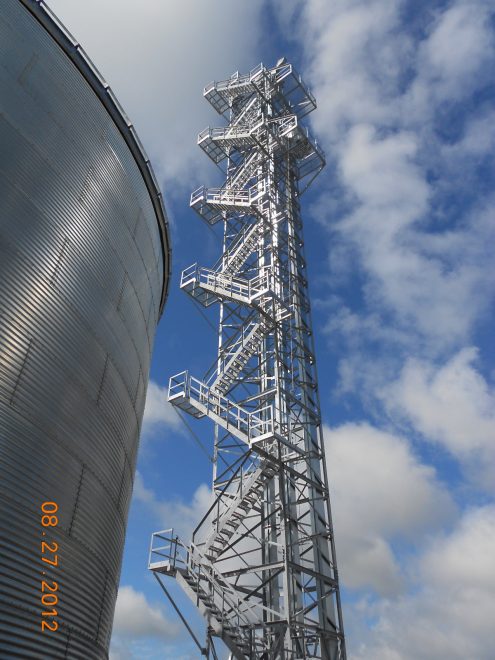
[47,0,266,188]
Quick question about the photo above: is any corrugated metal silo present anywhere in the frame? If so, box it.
[0,0,171,657]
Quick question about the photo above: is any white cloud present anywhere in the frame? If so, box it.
[112,585,180,639]
[109,647,133,660]
[142,380,182,438]
[384,347,495,491]
[324,423,455,595]
[445,110,495,157]
[301,0,407,139]
[324,116,491,349]
[339,125,428,221]
[134,471,212,540]
[422,505,495,591]
[283,0,495,352]
[411,1,495,107]
[352,505,495,660]
[46,0,266,188]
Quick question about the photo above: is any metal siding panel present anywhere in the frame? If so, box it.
[0,1,168,657]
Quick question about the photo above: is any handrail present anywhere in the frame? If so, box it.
[192,452,257,543]
[190,185,206,207]
[219,222,258,271]
[203,61,316,124]
[200,113,266,144]
[215,320,262,376]
[296,124,326,163]
[148,528,183,569]
[149,526,280,634]
[201,464,266,549]
[181,264,271,302]
[190,181,266,209]
[168,371,275,442]
[224,150,259,191]
[150,529,253,628]
[187,536,282,624]
[168,530,280,631]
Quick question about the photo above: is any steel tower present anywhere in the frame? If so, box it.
[149,60,346,659]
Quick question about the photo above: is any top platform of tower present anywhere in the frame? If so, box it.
[203,61,317,120]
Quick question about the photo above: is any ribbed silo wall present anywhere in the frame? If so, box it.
[0,0,171,657]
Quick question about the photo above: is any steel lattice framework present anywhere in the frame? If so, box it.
[149,60,346,660]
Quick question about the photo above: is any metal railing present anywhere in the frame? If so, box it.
[220,222,259,272]
[225,150,259,191]
[273,114,298,138]
[198,115,264,144]
[230,94,260,128]
[148,528,183,570]
[149,528,275,634]
[210,320,265,390]
[201,464,266,550]
[203,61,316,120]
[148,528,280,643]
[181,264,270,302]
[168,371,275,443]
[192,453,261,545]
[149,530,252,627]
[191,181,266,210]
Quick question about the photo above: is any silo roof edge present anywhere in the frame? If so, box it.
[18,0,172,317]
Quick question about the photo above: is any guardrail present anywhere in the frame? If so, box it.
[148,528,183,571]
[190,181,266,210]
[180,264,270,302]
[168,371,275,443]
[149,527,280,634]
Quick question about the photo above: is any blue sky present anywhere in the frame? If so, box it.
[47,1,495,658]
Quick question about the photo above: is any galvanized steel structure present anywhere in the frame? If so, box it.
[0,0,171,657]
[149,61,346,659]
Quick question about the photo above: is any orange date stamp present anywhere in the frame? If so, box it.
[40,501,59,632]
